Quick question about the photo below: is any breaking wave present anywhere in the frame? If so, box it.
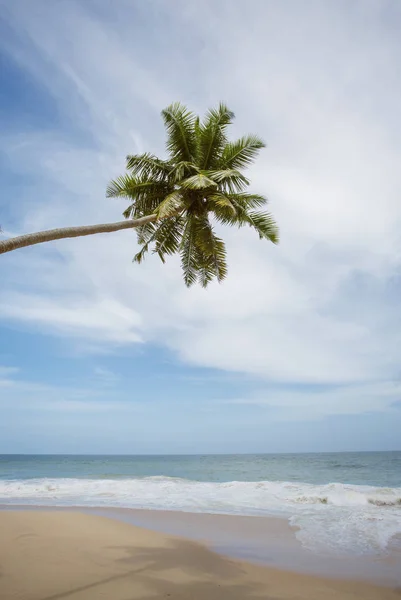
[1,476,401,556]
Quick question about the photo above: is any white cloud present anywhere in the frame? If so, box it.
[0,366,18,376]
[0,366,19,387]
[221,381,401,421]
[0,293,142,344]
[1,0,401,418]
[0,368,138,414]
[93,366,120,385]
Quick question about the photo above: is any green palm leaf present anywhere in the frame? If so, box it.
[207,169,249,193]
[180,173,218,190]
[107,175,169,203]
[107,175,173,219]
[229,193,268,209]
[153,217,184,262]
[133,243,150,264]
[170,161,199,183]
[108,102,278,287]
[199,103,234,169]
[155,191,186,219]
[126,153,171,180]
[180,218,199,287]
[208,193,237,215]
[221,135,265,170]
[242,211,279,243]
[135,221,156,245]
[162,102,197,163]
[196,246,218,288]
[193,216,227,283]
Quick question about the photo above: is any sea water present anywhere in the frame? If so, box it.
[1,452,400,557]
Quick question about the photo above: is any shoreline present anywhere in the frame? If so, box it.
[2,504,401,585]
[0,510,400,600]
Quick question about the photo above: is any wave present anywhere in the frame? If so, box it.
[1,477,401,555]
[1,476,401,509]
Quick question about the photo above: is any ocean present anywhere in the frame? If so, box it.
[1,452,401,558]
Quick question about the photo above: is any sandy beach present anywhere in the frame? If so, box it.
[0,511,399,600]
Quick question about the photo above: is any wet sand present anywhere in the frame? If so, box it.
[90,506,401,584]
[0,510,400,600]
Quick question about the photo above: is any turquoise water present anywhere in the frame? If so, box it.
[1,452,401,556]
[1,452,400,486]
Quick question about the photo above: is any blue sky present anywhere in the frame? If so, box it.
[1,0,401,454]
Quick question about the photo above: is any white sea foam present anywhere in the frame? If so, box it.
[1,477,401,556]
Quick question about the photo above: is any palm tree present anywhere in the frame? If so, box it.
[0,102,278,286]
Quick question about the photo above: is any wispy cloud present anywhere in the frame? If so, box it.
[93,366,120,386]
[220,381,401,421]
[0,366,19,376]
[0,367,138,414]
[0,365,19,387]
[1,0,401,423]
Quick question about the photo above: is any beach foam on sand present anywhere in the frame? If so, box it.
[0,510,399,600]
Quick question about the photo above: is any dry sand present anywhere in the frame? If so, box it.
[0,511,399,600]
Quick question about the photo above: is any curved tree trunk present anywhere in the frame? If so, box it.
[0,214,158,255]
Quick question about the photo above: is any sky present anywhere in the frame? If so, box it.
[1,0,401,454]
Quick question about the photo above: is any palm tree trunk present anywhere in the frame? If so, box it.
[0,214,158,255]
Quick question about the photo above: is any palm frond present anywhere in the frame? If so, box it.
[199,103,234,169]
[162,102,197,163]
[180,218,199,287]
[133,243,149,264]
[180,173,218,190]
[107,175,170,202]
[241,210,279,243]
[155,191,186,219]
[221,135,265,170]
[135,221,156,245]
[227,192,268,209]
[211,206,239,227]
[126,153,171,180]
[106,174,135,199]
[194,115,201,160]
[108,101,277,288]
[134,217,183,264]
[123,205,134,219]
[107,174,174,218]
[193,217,228,283]
[153,217,184,262]
[170,161,199,183]
[207,169,249,193]
[208,193,237,215]
[195,246,217,288]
